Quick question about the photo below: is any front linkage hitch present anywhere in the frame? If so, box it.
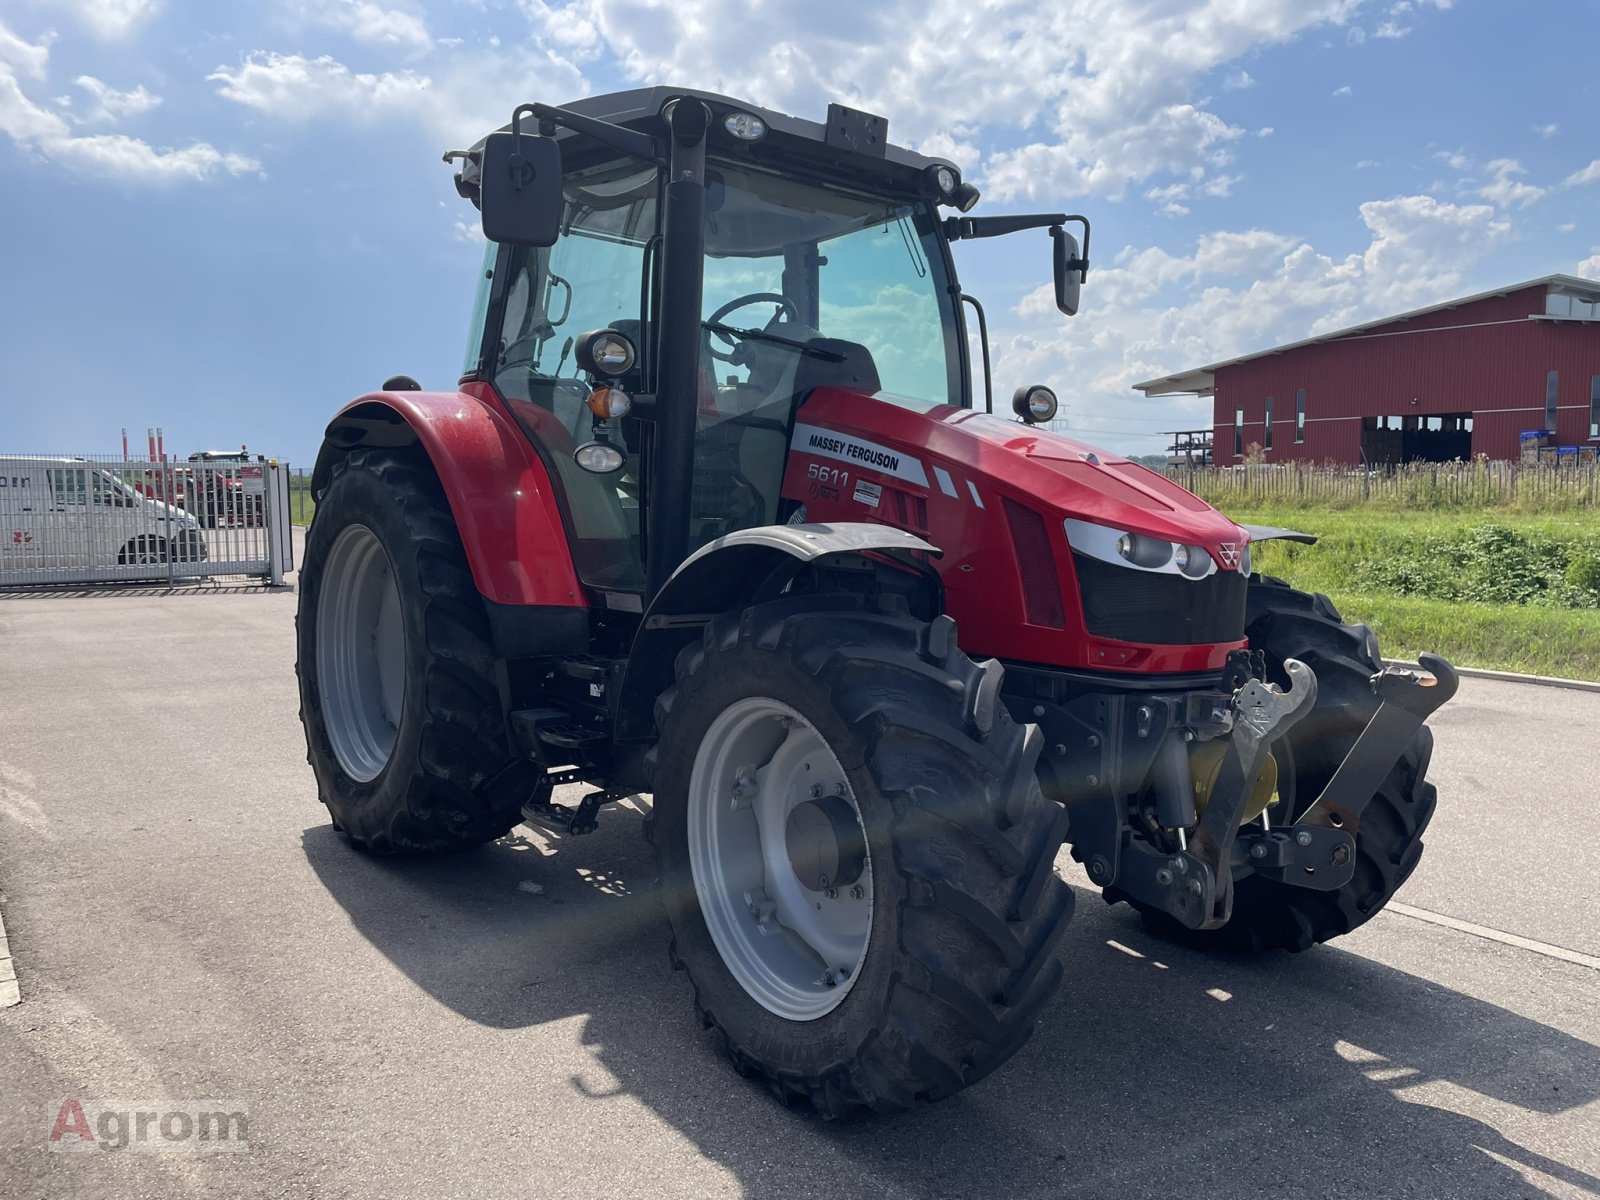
[1117,653,1458,931]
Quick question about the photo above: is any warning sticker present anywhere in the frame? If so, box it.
[852,479,883,508]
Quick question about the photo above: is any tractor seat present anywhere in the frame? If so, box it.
[695,333,882,534]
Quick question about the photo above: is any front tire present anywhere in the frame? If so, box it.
[295,447,524,854]
[650,595,1074,1117]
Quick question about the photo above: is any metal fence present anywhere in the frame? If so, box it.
[0,455,294,589]
[1160,459,1600,510]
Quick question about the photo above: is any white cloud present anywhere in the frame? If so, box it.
[531,0,1382,203]
[1533,122,1558,140]
[209,53,430,121]
[1354,158,1380,168]
[0,22,51,78]
[209,49,585,145]
[1579,251,1600,280]
[1558,222,1575,234]
[0,19,256,181]
[62,0,160,41]
[1332,84,1353,97]
[1477,158,1545,209]
[1564,159,1600,187]
[286,0,432,52]
[69,74,161,124]
[1000,193,1507,447]
[1223,69,1255,89]
[1146,182,1190,216]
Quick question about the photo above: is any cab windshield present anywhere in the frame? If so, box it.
[700,162,963,411]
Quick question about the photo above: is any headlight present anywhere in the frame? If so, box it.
[1239,541,1253,577]
[1173,544,1209,578]
[1065,518,1218,579]
[1115,532,1172,569]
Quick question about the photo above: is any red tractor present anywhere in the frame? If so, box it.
[296,89,1455,1117]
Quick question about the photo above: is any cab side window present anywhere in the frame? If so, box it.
[92,473,129,507]
[50,469,86,509]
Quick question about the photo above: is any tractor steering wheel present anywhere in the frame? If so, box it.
[704,292,800,362]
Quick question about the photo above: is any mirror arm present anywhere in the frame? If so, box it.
[946,213,1091,276]
[521,103,665,167]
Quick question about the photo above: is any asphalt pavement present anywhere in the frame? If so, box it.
[0,584,1596,1199]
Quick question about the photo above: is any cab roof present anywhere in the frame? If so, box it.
[463,87,960,201]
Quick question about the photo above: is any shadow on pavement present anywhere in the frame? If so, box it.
[303,814,1600,1200]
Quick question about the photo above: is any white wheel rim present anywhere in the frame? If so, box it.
[687,697,873,1021]
[316,524,406,783]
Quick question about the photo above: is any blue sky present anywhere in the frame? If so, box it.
[2,0,1597,464]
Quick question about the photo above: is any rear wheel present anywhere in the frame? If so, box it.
[650,595,1074,1117]
[1137,577,1437,951]
[295,446,525,854]
[118,535,168,565]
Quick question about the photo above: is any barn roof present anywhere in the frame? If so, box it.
[1133,274,1600,397]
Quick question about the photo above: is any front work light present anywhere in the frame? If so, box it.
[1012,384,1059,424]
[574,441,625,474]
[723,112,767,141]
[575,328,637,377]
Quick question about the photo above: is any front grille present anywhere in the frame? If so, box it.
[1071,553,1247,645]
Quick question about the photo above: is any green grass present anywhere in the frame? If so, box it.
[1229,507,1600,680]
[288,477,315,527]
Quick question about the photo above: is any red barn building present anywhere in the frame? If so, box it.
[1134,275,1600,466]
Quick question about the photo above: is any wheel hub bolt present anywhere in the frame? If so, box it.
[1187,879,1204,896]
[1249,843,1268,859]
[1331,845,1351,865]
[1155,868,1174,886]
[810,783,825,799]
[1295,830,1313,847]
[849,885,864,900]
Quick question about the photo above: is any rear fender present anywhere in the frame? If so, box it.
[614,523,941,745]
[312,391,585,618]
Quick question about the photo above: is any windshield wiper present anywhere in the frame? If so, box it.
[701,321,845,361]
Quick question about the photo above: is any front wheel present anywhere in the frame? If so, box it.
[649,595,1074,1117]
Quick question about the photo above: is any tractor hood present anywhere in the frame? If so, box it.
[795,389,1247,559]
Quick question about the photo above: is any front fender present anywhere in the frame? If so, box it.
[313,389,583,610]
[613,522,940,745]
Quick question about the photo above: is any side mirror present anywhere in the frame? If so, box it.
[478,129,563,247]
[1052,227,1083,317]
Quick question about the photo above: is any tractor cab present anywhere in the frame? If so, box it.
[454,88,1084,598]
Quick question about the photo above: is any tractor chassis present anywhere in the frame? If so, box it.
[1002,651,1458,931]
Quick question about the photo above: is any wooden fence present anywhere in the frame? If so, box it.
[1159,459,1600,511]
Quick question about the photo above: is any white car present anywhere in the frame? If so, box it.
[0,456,208,582]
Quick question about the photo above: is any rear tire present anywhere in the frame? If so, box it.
[118,535,168,566]
[1138,576,1437,952]
[295,446,525,854]
[649,594,1074,1117]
